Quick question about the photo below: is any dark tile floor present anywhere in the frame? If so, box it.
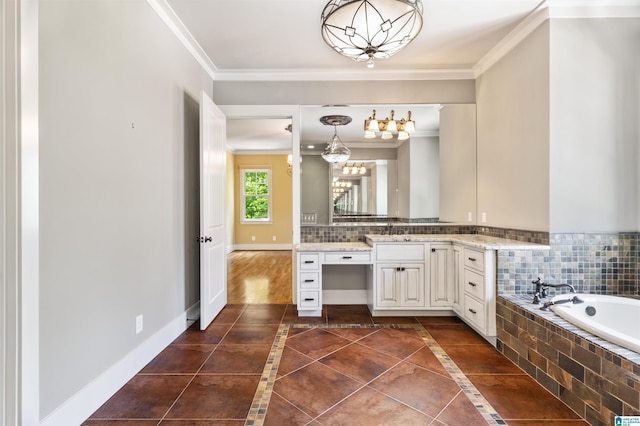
[84,304,589,425]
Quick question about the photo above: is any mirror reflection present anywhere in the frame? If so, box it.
[331,160,397,219]
[300,104,476,225]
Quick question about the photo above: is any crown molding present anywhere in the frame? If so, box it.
[473,0,640,78]
[150,0,640,83]
[146,0,217,79]
[211,68,476,82]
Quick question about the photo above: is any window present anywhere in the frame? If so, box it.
[241,168,272,223]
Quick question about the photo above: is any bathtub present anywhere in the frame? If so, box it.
[549,294,640,353]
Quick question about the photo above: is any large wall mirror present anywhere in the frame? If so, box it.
[299,104,477,225]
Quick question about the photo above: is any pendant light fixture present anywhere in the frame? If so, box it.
[320,115,352,163]
[321,0,424,68]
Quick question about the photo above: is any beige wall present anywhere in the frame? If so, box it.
[233,154,293,246]
[439,104,477,224]
[549,18,640,233]
[39,1,213,419]
[476,22,550,232]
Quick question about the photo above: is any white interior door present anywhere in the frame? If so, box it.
[199,91,227,330]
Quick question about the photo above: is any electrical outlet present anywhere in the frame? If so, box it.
[136,314,143,334]
[251,235,255,241]
[481,212,487,223]
[272,236,276,241]
[467,212,473,222]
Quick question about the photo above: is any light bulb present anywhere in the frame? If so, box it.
[364,130,376,139]
[381,131,393,140]
[397,131,409,141]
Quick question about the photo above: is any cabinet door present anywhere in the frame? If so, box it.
[401,264,425,307]
[376,265,401,307]
[451,245,463,313]
[429,244,453,307]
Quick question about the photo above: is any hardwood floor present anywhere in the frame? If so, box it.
[227,250,293,304]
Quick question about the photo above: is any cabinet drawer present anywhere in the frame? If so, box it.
[376,244,424,261]
[464,295,486,331]
[299,291,320,308]
[463,268,485,299]
[464,248,485,272]
[299,253,320,270]
[299,272,320,289]
[323,252,371,263]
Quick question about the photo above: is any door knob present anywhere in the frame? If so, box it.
[204,236,212,243]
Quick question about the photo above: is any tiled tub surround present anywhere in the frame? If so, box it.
[498,232,640,296]
[497,295,640,426]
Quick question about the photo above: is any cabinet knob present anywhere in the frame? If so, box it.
[304,260,314,264]
[342,256,352,259]
[468,282,477,287]
[304,298,315,302]
[431,248,436,252]
[304,279,314,283]
[468,257,477,262]
[468,308,477,314]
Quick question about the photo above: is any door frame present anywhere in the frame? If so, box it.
[217,105,301,303]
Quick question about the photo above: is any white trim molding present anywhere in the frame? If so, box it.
[40,310,191,426]
[232,244,293,251]
[474,0,640,77]
[145,0,217,80]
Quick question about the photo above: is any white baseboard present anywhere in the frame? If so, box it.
[41,310,190,426]
[323,290,368,304]
[232,243,293,251]
[186,301,200,323]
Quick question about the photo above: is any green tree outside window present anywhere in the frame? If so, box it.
[242,169,271,221]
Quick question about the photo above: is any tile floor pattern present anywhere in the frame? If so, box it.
[85,305,589,425]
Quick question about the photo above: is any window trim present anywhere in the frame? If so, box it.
[240,167,273,224]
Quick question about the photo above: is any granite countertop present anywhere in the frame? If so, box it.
[296,242,373,252]
[364,234,549,250]
[296,235,549,251]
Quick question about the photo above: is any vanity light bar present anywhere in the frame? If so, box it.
[342,163,366,175]
[364,109,415,138]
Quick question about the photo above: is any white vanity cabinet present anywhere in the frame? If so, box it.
[297,252,322,316]
[371,243,427,312]
[458,246,497,342]
[429,243,454,307]
[376,263,425,308]
[296,245,373,317]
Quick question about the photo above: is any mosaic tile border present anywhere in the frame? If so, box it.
[246,323,506,426]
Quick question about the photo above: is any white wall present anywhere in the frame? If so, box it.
[439,104,477,224]
[39,1,212,420]
[476,22,550,232]
[549,18,640,232]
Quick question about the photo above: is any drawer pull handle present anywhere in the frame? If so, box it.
[468,257,477,262]
[304,298,315,302]
[304,260,314,264]
[468,308,477,314]
[468,282,477,287]
[304,279,314,283]
[342,256,352,259]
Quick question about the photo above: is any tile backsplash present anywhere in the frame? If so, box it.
[498,232,640,296]
[301,225,640,296]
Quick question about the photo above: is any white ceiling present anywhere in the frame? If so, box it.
[166,0,546,151]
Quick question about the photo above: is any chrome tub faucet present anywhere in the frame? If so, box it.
[532,277,576,304]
